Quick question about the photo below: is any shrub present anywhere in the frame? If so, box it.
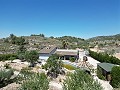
[0,54,18,61]
[0,69,14,88]
[63,69,103,90]
[69,57,76,62]
[97,67,105,80]
[63,64,76,70]
[110,66,120,88]
[18,73,49,90]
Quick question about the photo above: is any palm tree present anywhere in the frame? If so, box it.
[62,40,68,49]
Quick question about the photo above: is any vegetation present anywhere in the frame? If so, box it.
[31,33,45,37]
[9,34,26,45]
[63,64,77,70]
[110,66,120,88]
[89,50,120,65]
[0,69,14,88]
[69,57,76,62]
[62,40,69,49]
[97,66,106,80]
[16,68,49,90]
[25,50,39,67]
[63,69,103,90]
[0,54,18,61]
[19,73,49,90]
[43,54,65,78]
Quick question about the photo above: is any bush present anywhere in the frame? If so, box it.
[110,66,120,88]
[63,69,103,90]
[63,64,77,70]
[69,57,76,62]
[0,54,18,61]
[97,67,105,80]
[0,69,14,88]
[18,73,49,90]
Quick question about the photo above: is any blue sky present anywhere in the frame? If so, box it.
[0,0,120,39]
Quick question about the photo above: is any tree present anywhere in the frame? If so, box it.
[63,69,103,90]
[4,38,9,43]
[43,54,65,78]
[62,40,68,49]
[25,50,39,67]
[50,36,54,39]
[39,34,45,37]
[110,66,120,88]
[10,34,17,44]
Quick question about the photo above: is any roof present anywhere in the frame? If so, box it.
[40,46,57,54]
[55,49,78,56]
[97,63,116,72]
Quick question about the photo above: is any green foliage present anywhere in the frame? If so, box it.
[4,38,9,43]
[31,33,45,37]
[110,66,120,88]
[69,57,76,62]
[25,50,39,67]
[63,69,103,90]
[62,40,69,49]
[43,54,64,78]
[0,54,18,61]
[63,64,77,70]
[89,50,120,65]
[97,66,106,80]
[18,73,49,90]
[18,53,25,60]
[0,69,14,88]
[9,34,25,45]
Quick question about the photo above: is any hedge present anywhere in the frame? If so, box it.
[89,50,120,65]
[0,54,18,61]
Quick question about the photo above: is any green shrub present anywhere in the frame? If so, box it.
[19,73,49,90]
[64,64,76,70]
[97,67,105,80]
[0,54,18,61]
[110,66,120,88]
[0,69,14,88]
[63,69,103,90]
[69,57,76,62]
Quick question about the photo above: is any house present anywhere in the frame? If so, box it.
[55,49,79,60]
[97,63,116,81]
[39,46,57,61]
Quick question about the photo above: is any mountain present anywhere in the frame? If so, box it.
[88,34,120,41]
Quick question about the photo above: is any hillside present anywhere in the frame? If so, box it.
[88,34,120,41]
[0,33,120,55]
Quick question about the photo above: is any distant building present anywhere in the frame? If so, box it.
[39,46,57,61]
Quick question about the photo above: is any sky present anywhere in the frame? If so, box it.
[0,0,120,39]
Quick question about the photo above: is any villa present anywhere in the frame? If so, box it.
[39,46,79,61]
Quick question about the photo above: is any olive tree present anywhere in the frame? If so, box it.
[25,50,39,67]
[43,54,65,78]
